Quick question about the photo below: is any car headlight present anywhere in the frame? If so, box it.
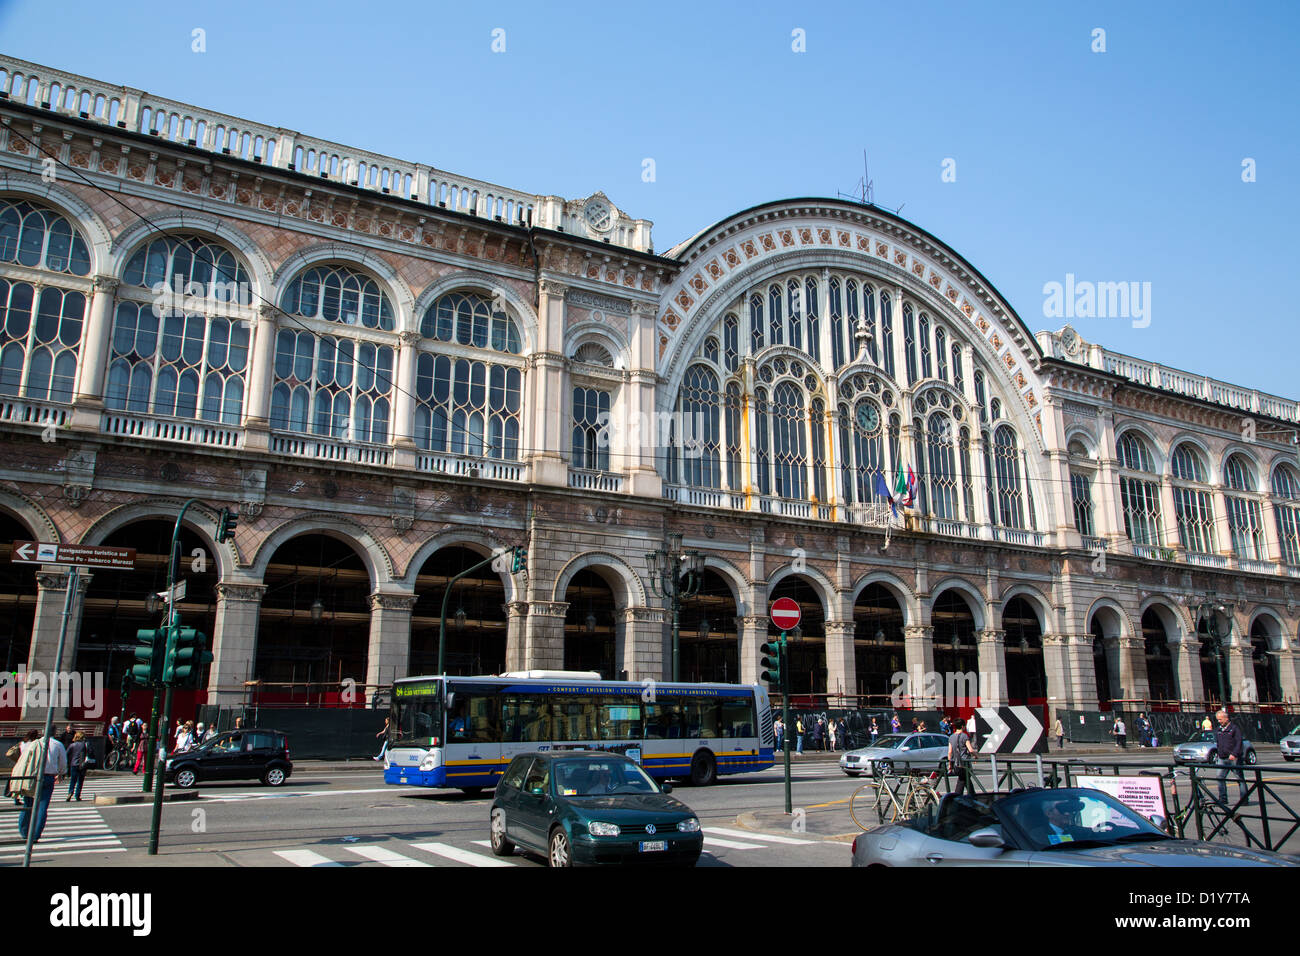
[588,821,621,837]
[165,760,173,769]
[419,753,438,771]
[677,818,701,833]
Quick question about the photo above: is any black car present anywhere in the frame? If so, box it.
[489,751,703,867]
[164,729,293,788]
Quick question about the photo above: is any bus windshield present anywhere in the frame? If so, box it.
[393,693,442,747]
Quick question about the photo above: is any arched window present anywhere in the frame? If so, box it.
[723,313,739,372]
[902,303,917,384]
[925,412,958,519]
[724,382,742,489]
[420,291,519,353]
[749,293,764,352]
[1224,453,1257,492]
[803,276,819,363]
[918,312,932,379]
[973,369,987,423]
[0,199,91,275]
[677,365,721,488]
[828,277,845,371]
[281,265,394,330]
[122,234,248,299]
[843,399,885,505]
[414,354,520,460]
[992,425,1025,528]
[1116,432,1162,545]
[879,292,894,379]
[859,281,877,365]
[1224,454,1263,560]
[1117,432,1156,472]
[571,387,610,471]
[935,326,948,381]
[951,343,964,392]
[1170,443,1214,554]
[768,284,783,347]
[958,427,975,520]
[269,330,393,443]
[1273,464,1300,566]
[771,381,807,499]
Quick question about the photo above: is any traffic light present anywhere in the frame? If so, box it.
[760,640,784,687]
[163,626,212,688]
[131,628,164,687]
[120,671,132,700]
[511,546,527,573]
[216,507,238,543]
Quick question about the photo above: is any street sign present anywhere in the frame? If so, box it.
[1075,775,1168,824]
[11,540,136,570]
[973,706,1046,754]
[158,580,187,603]
[770,597,802,631]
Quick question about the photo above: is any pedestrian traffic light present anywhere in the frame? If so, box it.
[216,507,238,543]
[120,671,132,700]
[162,626,212,688]
[131,628,164,686]
[511,546,527,573]
[760,640,784,687]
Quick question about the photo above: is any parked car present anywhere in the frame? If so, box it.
[1172,730,1257,766]
[489,751,702,867]
[840,732,951,776]
[852,788,1295,867]
[164,729,292,788]
[1281,725,1300,762]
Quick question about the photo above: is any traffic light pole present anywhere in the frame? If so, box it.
[438,548,523,674]
[780,632,792,816]
[148,682,174,855]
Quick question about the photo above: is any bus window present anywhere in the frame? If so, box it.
[395,696,442,746]
[502,695,552,742]
[600,699,643,740]
[720,698,756,738]
[642,703,685,739]
[685,701,720,739]
[450,694,500,743]
[551,696,599,741]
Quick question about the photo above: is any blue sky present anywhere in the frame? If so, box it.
[3,0,1296,396]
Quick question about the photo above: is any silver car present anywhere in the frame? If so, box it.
[840,732,951,776]
[851,788,1296,867]
[1172,730,1257,766]
[1280,725,1300,762]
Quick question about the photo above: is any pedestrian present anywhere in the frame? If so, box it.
[107,716,121,758]
[65,731,89,801]
[374,716,392,761]
[1111,715,1127,749]
[234,716,245,731]
[774,716,784,753]
[796,718,805,754]
[12,728,66,844]
[1213,709,1249,809]
[194,722,209,745]
[837,717,849,751]
[1052,715,1065,751]
[1201,713,1213,732]
[1135,712,1150,748]
[132,723,147,774]
[869,717,879,744]
[174,722,194,753]
[918,720,927,734]
[947,721,975,796]
[939,716,951,735]
[6,729,38,808]
[891,713,901,734]
[911,717,920,734]
[812,718,825,752]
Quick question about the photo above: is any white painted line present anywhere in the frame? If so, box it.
[200,787,394,804]
[0,847,126,860]
[344,845,431,867]
[705,827,815,845]
[410,842,515,867]
[274,849,343,867]
[702,836,765,850]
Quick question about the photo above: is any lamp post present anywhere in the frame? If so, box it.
[1192,592,1232,705]
[645,532,704,682]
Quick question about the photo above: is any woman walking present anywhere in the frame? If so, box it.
[66,731,88,801]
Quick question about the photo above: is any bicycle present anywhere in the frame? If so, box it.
[1137,767,1236,839]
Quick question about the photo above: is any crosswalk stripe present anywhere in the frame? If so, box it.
[0,846,126,861]
[274,849,343,867]
[343,845,431,867]
[705,827,815,845]
[410,842,515,867]
[702,836,765,849]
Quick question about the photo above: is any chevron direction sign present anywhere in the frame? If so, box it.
[973,706,1046,754]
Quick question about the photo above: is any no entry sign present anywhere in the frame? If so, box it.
[770,597,801,632]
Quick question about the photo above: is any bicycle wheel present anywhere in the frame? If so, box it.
[104,749,120,771]
[849,783,878,831]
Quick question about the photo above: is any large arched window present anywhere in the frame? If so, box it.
[879,292,894,379]
[281,265,394,330]
[771,380,807,499]
[902,303,918,384]
[676,364,722,488]
[992,425,1026,528]
[107,234,252,423]
[1224,453,1264,560]
[1170,442,1215,554]
[571,387,609,471]
[1117,431,1162,545]
[0,199,91,403]
[918,312,932,379]
[1273,464,1300,566]
[925,411,958,519]
[269,330,393,442]
[420,291,520,354]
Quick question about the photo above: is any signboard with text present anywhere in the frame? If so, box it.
[11,541,136,570]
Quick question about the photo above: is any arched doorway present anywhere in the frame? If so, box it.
[1089,620,1114,710]
[1141,608,1177,703]
[562,569,616,678]
[257,534,372,703]
[410,546,507,677]
[768,576,826,695]
[931,589,978,708]
[1250,618,1282,703]
[853,583,905,702]
[1088,605,1125,710]
[1003,596,1047,720]
[680,569,739,683]
[1197,614,1228,706]
[0,512,39,719]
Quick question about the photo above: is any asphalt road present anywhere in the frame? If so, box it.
[2,748,1295,867]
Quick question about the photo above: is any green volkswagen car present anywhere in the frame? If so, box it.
[489,751,703,867]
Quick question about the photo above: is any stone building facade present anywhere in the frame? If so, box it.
[1,56,1297,719]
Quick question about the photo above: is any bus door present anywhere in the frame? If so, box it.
[446,687,502,786]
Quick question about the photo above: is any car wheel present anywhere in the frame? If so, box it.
[1284,755,1295,762]
[689,752,716,787]
[489,808,515,856]
[263,767,286,787]
[548,827,572,868]
[843,771,859,777]
[1245,749,1257,766]
[174,768,197,789]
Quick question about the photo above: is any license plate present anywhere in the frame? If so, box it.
[639,840,667,852]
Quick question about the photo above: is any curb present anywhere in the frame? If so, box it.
[96,791,201,805]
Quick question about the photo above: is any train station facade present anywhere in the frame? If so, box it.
[1,55,1298,719]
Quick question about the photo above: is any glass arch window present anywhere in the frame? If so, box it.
[992,425,1026,528]
[1225,454,1257,492]
[918,312,932,379]
[122,234,249,301]
[770,380,807,499]
[676,364,722,488]
[1117,432,1156,472]
[1273,465,1300,566]
[269,329,393,442]
[572,387,610,471]
[902,303,918,384]
[1117,432,1162,545]
[420,291,520,354]
[935,326,948,381]
[0,199,91,276]
[879,292,894,379]
[1224,454,1263,560]
[414,353,520,460]
[0,281,84,402]
[1170,442,1214,554]
[281,265,394,330]
[1171,443,1208,482]
[924,411,958,519]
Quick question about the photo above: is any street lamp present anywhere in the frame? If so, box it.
[699,616,712,641]
[645,532,705,682]
[874,628,886,646]
[310,597,325,623]
[454,607,467,633]
[144,592,159,615]
[1191,592,1232,705]
[584,611,597,635]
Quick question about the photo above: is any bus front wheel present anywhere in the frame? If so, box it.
[460,787,483,797]
[689,751,716,787]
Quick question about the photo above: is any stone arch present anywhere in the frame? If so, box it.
[551,551,646,610]
[1248,607,1288,651]
[927,577,988,629]
[399,529,520,603]
[1086,597,1134,639]
[0,488,60,544]
[1138,596,1191,640]
[698,554,751,615]
[1113,422,1167,473]
[1063,426,1098,457]
[409,273,538,353]
[249,515,393,587]
[108,212,276,300]
[848,571,917,625]
[566,321,628,370]
[78,499,235,580]
[998,583,1053,632]
[765,563,836,619]
[0,174,114,274]
[1218,443,1264,489]
[271,242,417,331]
[1167,432,1214,475]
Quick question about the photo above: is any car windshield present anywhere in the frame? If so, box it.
[1290,724,1300,736]
[553,758,659,797]
[998,790,1169,852]
[869,735,907,750]
[1188,731,1214,743]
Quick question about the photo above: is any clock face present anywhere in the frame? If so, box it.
[855,403,880,433]
[584,199,612,233]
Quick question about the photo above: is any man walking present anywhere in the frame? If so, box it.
[1112,715,1127,749]
[1135,712,1150,748]
[14,729,66,844]
[1214,709,1249,809]
[947,721,975,796]
[1052,715,1065,751]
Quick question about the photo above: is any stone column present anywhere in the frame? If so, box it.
[619,607,665,682]
[739,615,767,687]
[391,330,420,467]
[1159,475,1181,554]
[21,570,91,720]
[366,591,416,693]
[524,601,568,671]
[1114,636,1149,703]
[1170,636,1205,703]
[1065,633,1099,711]
[504,601,529,672]
[528,280,568,486]
[977,628,1008,706]
[1273,648,1299,702]
[1225,641,1252,702]
[903,624,934,706]
[1040,633,1072,711]
[241,304,279,451]
[71,276,119,414]
[824,620,856,705]
[207,581,265,708]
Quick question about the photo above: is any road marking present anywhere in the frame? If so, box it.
[274,849,343,867]
[344,845,431,867]
[703,836,765,849]
[705,827,816,845]
[410,842,515,867]
[197,787,394,804]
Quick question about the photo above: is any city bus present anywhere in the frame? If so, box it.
[384,672,774,792]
